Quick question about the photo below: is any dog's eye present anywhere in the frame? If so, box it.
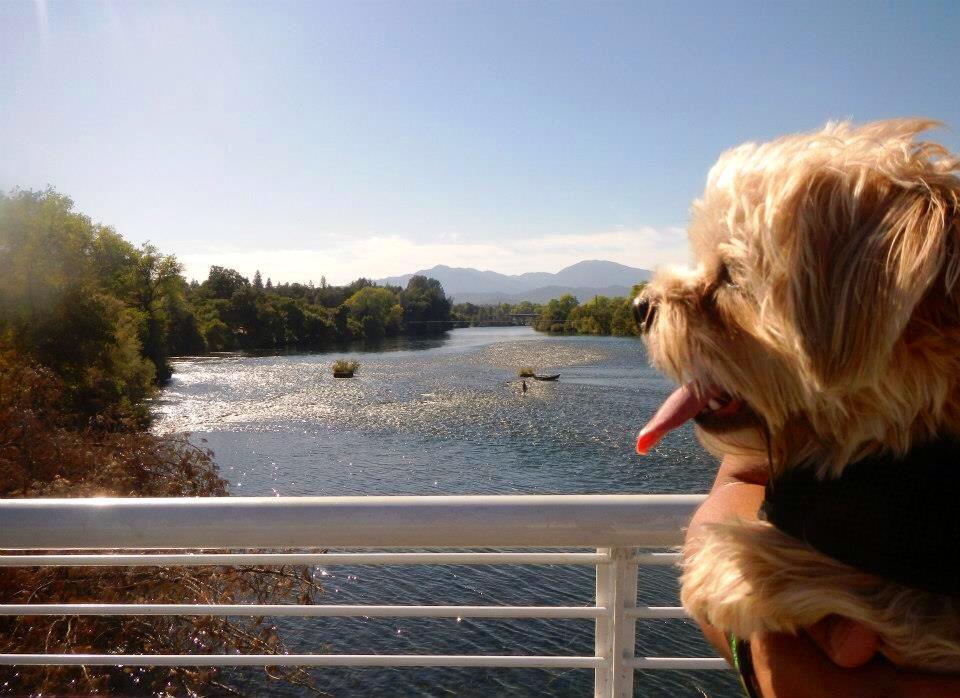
[716,263,738,289]
[712,264,741,300]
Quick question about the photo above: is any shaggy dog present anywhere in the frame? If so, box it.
[635,119,960,670]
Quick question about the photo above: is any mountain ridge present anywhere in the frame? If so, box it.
[378,260,650,302]
[451,285,638,305]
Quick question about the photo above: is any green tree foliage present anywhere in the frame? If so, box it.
[567,295,615,334]
[0,189,159,421]
[346,286,403,340]
[401,275,452,323]
[0,190,327,693]
[533,284,647,337]
[184,270,448,349]
[88,231,190,378]
[2,188,457,369]
[511,300,538,314]
[533,294,580,332]
[164,278,209,355]
[128,244,187,379]
[609,299,638,336]
[452,301,544,325]
[183,269,447,350]
[201,265,249,299]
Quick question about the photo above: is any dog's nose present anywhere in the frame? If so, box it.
[632,295,657,334]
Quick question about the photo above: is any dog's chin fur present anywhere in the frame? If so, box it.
[642,119,960,670]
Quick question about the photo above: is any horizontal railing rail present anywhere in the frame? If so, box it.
[0,494,725,697]
[0,494,704,549]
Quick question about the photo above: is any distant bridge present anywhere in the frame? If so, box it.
[457,314,539,328]
[406,314,539,331]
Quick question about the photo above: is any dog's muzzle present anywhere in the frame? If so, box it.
[632,295,657,334]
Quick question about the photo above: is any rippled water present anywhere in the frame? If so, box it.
[156,327,740,696]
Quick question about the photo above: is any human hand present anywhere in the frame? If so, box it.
[686,457,960,697]
[748,620,960,698]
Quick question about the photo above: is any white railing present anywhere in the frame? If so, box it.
[0,494,727,697]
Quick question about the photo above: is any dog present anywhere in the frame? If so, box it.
[635,119,960,670]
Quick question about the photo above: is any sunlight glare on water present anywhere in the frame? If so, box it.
[156,327,740,696]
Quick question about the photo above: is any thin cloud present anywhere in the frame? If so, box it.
[178,226,691,285]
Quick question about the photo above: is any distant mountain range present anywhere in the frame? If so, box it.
[378,260,650,304]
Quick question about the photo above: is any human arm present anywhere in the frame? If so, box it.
[685,455,960,698]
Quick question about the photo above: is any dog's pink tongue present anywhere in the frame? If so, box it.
[636,383,708,455]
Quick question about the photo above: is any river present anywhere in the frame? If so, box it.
[156,327,740,696]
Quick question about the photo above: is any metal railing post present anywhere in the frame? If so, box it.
[594,547,638,698]
[595,547,613,697]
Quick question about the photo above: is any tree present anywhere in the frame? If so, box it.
[0,191,327,693]
[529,285,647,337]
[302,308,334,344]
[401,275,451,323]
[511,300,538,315]
[222,287,287,350]
[253,270,264,291]
[361,314,385,341]
[201,317,233,351]
[568,295,615,335]
[0,189,156,421]
[609,298,639,336]
[165,295,208,354]
[534,294,579,332]
[125,244,185,380]
[345,286,402,338]
[608,283,647,337]
[276,297,305,344]
[202,266,249,299]
[333,304,351,338]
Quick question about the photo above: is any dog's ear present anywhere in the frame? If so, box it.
[781,167,960,389]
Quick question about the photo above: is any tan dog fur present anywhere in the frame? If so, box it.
[640,119,960,670]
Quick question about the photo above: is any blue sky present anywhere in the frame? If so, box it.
[2,1,959,284]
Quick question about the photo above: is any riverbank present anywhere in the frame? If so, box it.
[533,289,645,337]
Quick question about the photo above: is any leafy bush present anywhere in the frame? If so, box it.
[332,359,360,375]
[0,354,322,694]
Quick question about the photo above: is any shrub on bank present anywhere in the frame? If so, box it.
[0,354,323,695]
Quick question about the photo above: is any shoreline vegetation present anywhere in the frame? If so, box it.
[453,289,646,337]
[0,189,331,694]
[0,187,642,692]
[533,288,645,336]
